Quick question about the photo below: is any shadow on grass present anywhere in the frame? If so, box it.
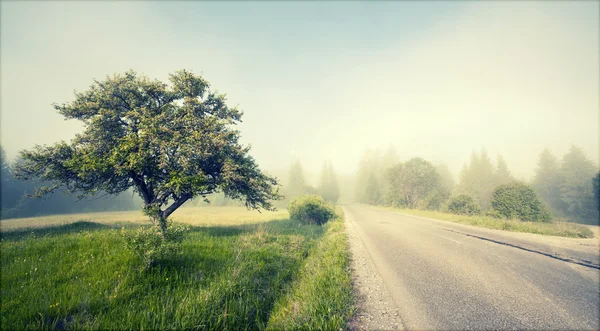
[0,221,114,241]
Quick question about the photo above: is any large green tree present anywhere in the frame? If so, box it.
[14,70,281,236]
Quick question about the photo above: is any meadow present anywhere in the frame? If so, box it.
[381,207,595,238]
[0,206,354,330]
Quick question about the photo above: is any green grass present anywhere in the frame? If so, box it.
[380,207,594,239]
[0,208,354,330]
[267,209,354,330]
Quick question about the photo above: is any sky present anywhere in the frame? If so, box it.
[1,1,598,182]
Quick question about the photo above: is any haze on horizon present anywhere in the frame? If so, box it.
[1,1,598,182]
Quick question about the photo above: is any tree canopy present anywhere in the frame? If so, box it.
[14,70,281,235]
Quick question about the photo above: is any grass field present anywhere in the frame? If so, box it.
[0,206,354,330]
[379,207,595,239]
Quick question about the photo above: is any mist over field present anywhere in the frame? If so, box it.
[1,1,598,217]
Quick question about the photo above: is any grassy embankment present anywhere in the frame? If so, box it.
[379,207,594,238]
[0,206,353,330]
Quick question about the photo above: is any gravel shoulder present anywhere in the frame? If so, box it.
[345,209,404,331]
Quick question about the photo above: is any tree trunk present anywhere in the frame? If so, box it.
[150,211,168,240]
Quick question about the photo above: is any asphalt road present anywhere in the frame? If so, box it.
[345,205,600,330]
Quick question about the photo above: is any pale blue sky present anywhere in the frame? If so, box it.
[1,1,598,181]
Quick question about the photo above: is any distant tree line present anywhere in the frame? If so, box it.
[355,144,599,224]
[282,159,340,204]
[1,146,140,219]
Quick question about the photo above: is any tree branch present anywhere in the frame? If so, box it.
[130,172,152,204]
[163,193,191,219]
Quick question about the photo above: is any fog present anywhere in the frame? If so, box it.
[1,1,598,182]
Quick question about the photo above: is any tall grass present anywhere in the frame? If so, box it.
[381,207,594,238]
[267,211,354,329]
[1,209,353,329]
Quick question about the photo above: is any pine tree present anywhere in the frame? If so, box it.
[355,149,381,203]
[287,160,307,199]
[457,149,496,210]
[494,154,514,187]
[436,163,455,194]
[532,149,565,215]
[559,146,598,223]
[365,172,381,205]
[318,161,340,203]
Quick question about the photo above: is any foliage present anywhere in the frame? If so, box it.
[364,172,382,205]
[122,222,188,268]
[532,149,566,215]
[13,70,280,236]
[494,154,514,187]
[447,194,481,215]
[385,157,444,209]
[288,195,336,225]
[355,149,383,203]
[436,163,455,194]
[594,172,600,214]
[1,146,140,219]
[318,160,340,203]
[558,146,599,223]
[287,160,309,199]
[457,149,496,210]
[491,182,551,222]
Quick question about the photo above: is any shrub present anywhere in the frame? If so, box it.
[122,222,188,268]
[491,182,552,222]
[447,194,481,215]
[288,195,336,225]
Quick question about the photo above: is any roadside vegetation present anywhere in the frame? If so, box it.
[0,207,353,329]
[355,145,599,236]
[382,207,593,238]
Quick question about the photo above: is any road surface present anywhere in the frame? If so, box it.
[345,204,600,330]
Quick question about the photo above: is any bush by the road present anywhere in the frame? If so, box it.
[447,194,481,215]
[288,195,336,225]
[491,182,552,222]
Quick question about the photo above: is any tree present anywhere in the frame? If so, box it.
[531,149,565,215]
[355,149,381,203]
[435,163,455,194]
[385,157,441,209]
[491,182,551,222]
[286,160,308,199]
[593,172,600,215]
[494,154,514,187]
[447,194,481,215]
[14,70,281,237]
[364,172,382,205]
[318,161,340,203]
[457,149,496,210]
[559,146,598,223]
[0,147,21,217]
